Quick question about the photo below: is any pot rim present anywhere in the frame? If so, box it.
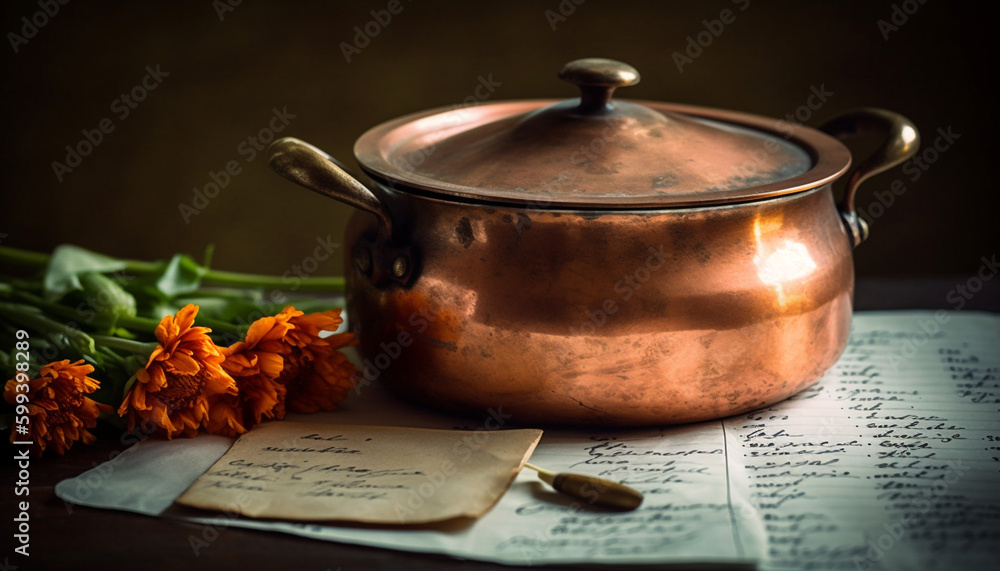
[354,99,853,210]
[365,165,843,215]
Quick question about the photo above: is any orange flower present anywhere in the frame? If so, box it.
[220,312,295,427]
[204,394,246,438]
[4,360,112,456]
[117,304,241,439]
[274,306,357,414]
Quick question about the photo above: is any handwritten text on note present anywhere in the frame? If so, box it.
[176,423,542,524]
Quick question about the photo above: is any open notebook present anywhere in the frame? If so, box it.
[56,311,1000,570]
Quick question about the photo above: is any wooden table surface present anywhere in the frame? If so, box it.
[4,277,998,571]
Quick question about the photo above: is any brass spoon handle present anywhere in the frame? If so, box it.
[524,463,643,511]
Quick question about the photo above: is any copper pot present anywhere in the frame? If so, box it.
[266,58,919,426]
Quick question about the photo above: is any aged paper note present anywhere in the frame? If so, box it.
[176,422,542,524]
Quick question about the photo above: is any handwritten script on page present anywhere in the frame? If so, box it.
[724,312,1000,570]
[176,423,542,524]
[57,311,1000,569]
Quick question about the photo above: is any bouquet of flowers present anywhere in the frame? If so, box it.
[0,244,358,456]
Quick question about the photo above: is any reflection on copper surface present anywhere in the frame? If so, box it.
[757,241,816,284]
[338,185,856,426]
[753,216,818,308]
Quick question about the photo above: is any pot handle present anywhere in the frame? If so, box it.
[266,137,393,237]
[820,108,920,247]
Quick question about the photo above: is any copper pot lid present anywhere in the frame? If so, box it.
[354,58,852,209]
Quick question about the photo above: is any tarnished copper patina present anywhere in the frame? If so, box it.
[267,58,920,426]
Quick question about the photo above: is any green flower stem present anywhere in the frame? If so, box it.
[0,278,42,294]
[200,269,345,292]
[4,289,161,335]
[117,315,163,333]
[0,245,345,292]
[91,335,158,356]
[0,301,96,354]
[3,281,243,341]
[0,246,49,267]
[175,287,263,301]
[94,345,129,369]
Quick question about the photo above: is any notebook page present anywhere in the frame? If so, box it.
[489,424,762,566]
[725,311,1000,570]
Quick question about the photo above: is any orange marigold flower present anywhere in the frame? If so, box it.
[204,393,246,438]
[274,306,357,414]
[117,304,241,439]
[220,312,294,427]
[4,359,112,456]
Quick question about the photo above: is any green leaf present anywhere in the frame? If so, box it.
[82,351,105,371]
[112,327,137,339]
[202,243,215,269]
[154,254,206,298]
[43,245,127,301]
[121,370,140,401]
[79,272,138,331]
[0,301,96,358]
[147,300,183,320]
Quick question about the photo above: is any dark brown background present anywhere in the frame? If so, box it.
[1,0,996,281]
[2,3,999,568]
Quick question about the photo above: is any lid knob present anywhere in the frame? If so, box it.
[559,58,640,114]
